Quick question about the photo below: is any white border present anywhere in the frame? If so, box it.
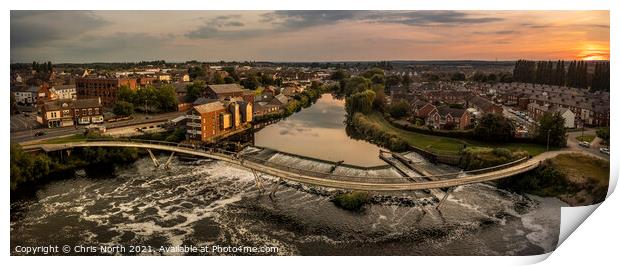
[3,1,617,265]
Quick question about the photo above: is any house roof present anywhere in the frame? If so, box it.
[437,105,466,118]
[193,97,219,106]
[193,101,225,114]
[207,84,245,94]
[74,98,102,108]
[274,94,289,105]
[53,84,76,90]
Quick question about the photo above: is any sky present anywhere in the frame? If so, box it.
[10,10,610,63]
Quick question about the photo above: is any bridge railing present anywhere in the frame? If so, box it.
[81,138,532,184]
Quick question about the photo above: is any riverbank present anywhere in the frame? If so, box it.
[497,152,609,206]
[357,111,549,156]
[10,144,142,192]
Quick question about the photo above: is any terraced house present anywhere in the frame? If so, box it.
[37,97,103,128]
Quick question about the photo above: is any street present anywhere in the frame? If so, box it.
[566,129,609,160]
[10,111,186,143]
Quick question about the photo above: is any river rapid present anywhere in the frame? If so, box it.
[11,155,566,256]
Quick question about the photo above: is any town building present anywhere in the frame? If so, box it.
[186,97,253,142]
[11,86,39,105]
[75,77,137,106]
[204,84,255,104]
[37,97,103,128]
[50,84,77,100]
[527,103,576,128]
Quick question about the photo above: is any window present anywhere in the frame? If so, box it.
[88,108,92,115]
[94,108,99,114]
[82,109,87,115]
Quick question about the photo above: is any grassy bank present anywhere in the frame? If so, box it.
[576,134,596,143]
[364,112,549,156]
[497,153,609,206]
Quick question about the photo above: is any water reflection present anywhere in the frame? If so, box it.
[255,94,385,166]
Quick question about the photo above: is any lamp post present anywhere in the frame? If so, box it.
[546,129,551,151]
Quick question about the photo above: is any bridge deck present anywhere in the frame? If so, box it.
[22,140,561,192]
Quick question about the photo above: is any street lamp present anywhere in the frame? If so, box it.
[546,129,551,151]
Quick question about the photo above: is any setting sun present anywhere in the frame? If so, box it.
[577,44,610,61]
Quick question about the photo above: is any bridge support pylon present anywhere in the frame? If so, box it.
[163,152,175,170]
[269,177,283,200]
[147,149,160,168]
[251,169,265,193]
[435,186,456,210]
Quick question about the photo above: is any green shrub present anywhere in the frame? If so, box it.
[332,191,369,211]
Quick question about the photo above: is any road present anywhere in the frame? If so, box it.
[566,129,609,160]
[10,111,185,143]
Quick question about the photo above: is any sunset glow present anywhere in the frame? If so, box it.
[11,10,610,62]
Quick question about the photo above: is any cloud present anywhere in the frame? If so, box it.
[261,10,361,29]
[262,10,503,29]
[185,14,249,39]
[11,11,108,47]
[473,30,518,35]
[187,10,504,40]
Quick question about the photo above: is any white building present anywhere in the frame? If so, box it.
[554,107,576,128]
[50,85,77,100]
[12,86,39,105]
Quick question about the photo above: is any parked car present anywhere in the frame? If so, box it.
[579,141,590,148]
[34,131,46,136]
[600,147,610,155]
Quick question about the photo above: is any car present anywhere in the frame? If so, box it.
[600,147,610,155]
[34,131,46,136]
[578,141,590,148]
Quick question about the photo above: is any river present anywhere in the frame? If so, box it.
[255,94,385,166]
[10,94,567,256]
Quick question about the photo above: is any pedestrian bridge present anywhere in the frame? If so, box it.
[22,138,550,192]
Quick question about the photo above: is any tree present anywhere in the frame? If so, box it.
[117,85,136,103]
[343,76,372,96]
[596,127,610,145]
[157,85,179,112]
[185,81,205,102]
[212,72,225,84]
[240,74,261,90]
[330,69,349,81]
[135,86,160,111]
[372,84,386,111]
[370,74,385,85]
[113,101,134,116]
[385,75,402,88]
[388,100,409,118]
[402,74,412,88]
[536,112,567,147]
[451,72,466,81]
[362,68,384,79]
[473,113,515,142]
[345,89,376,115]
[223,76,235,84]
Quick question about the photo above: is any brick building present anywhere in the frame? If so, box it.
[186,97,253,142]
[75,77,137,106]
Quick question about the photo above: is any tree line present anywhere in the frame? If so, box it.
[513,59,609,91]
[113,85,178,116]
